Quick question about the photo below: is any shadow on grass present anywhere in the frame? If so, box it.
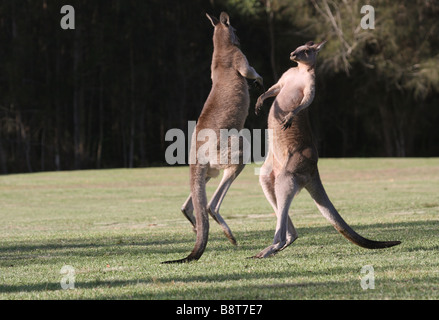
[1,262,437,299]
[0,220,437,296]
[0,277,355,298]
[1,220,437,264]
[0,262,414,297]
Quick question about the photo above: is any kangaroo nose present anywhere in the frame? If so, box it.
[290,52,296,59]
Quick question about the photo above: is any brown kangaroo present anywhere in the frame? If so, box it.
[163,12,263,263]
[254,41,400,258]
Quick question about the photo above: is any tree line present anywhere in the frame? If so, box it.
[0,0,438,174]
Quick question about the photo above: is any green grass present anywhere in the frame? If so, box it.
[0,158,438,299]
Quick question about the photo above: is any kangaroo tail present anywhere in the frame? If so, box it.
[306,173,401,249]
[162,164,209,263]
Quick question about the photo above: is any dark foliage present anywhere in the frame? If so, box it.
[0,0,437,174]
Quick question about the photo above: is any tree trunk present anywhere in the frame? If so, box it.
[97,65,104,169]
[129,43,135,168]
[266,0,278,81]
[73,26,83,169]
[0,138,7,174]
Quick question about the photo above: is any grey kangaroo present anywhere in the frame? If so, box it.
[163,12,263,263]
[254,41,400,258]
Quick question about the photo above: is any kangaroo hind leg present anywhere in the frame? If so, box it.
[207,164,245,246]
[254,170,301,258]
[259,156,298,247]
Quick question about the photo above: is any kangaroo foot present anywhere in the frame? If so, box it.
[252,241,286,259]
[208,208,237,246]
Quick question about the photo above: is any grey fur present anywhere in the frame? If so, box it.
[162,12,262,264]
[254,41,400,258]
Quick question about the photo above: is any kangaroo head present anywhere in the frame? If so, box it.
[206,12,240,46]
[290,40,327,66]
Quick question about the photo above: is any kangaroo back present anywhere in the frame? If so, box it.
[163,12,262,264]
[198,13,262,133]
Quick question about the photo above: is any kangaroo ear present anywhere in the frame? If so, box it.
[206,13,219,27]
[315,40,327,52]
[220,12,230,26]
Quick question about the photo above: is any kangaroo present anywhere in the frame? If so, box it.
[162,12,263,264]
[254,41,400,258]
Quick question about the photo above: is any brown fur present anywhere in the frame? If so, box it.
[162,12,262,264]
[254,41,400,258]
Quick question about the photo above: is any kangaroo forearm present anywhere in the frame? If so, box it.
[288,101,309,117]
[279,90,314,130]
[241,66,263,87]
[243,66,258,79]
[262,86,280,101]
[259,85,281,106]
[290,89,315,116]
[255,85,281,115]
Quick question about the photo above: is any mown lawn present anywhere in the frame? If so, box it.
[0,158,438,300]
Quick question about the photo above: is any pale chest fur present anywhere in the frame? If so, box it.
[274,67,315,113]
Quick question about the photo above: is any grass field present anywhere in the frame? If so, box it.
[0,158,438,300]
